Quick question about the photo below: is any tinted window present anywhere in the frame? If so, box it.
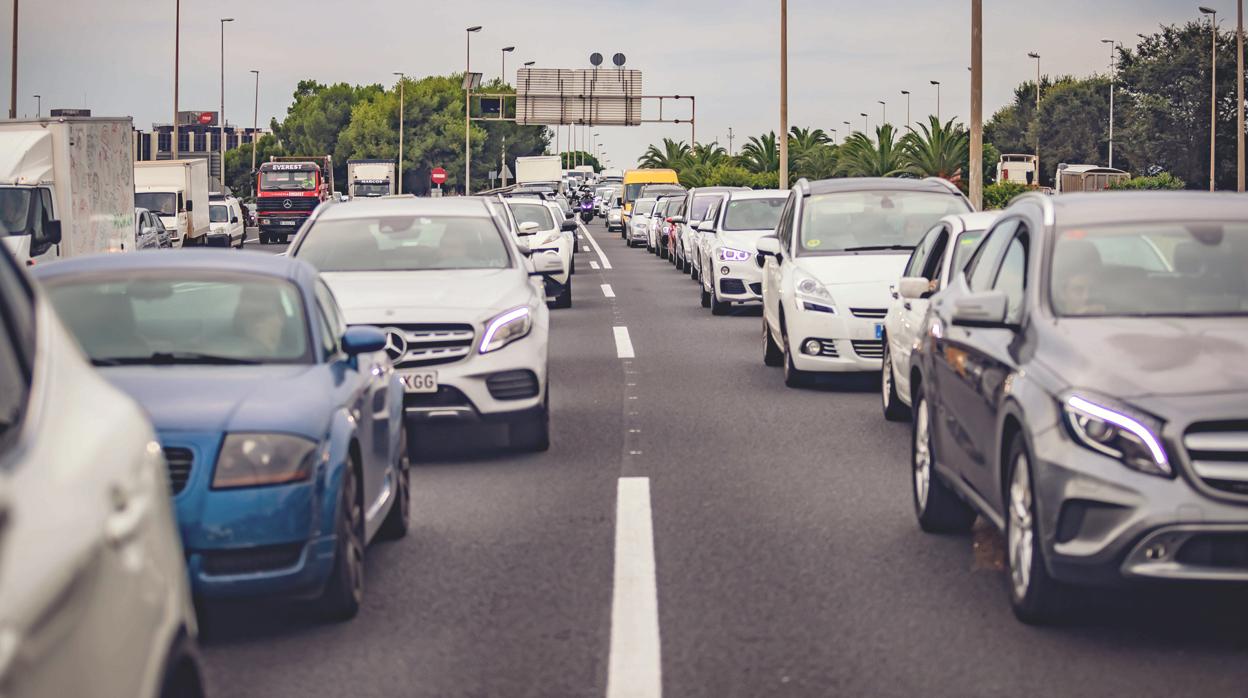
[295,216,511,272]
[209,204,229,223]
[904,225,945,278]
[775,195,795,249]
[798,191,970,253]
[689,195,721,221]
[723,197,786,232]
[993,236,1027,323]
[967,220,1019,291]
[313,281,343,359]
[508,203,554,231]
[135,192,177,217]
[0,253,32,457]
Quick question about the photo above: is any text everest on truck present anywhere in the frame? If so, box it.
[134,159,210,247]
[347,159,397,198]
[256,156,334,244]
[0,116,136,265]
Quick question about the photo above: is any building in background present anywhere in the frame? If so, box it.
[132,111,267,190]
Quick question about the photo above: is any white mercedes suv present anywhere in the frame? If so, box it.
[288,196,559,451]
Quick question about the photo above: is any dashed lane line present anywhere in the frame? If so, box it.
[591,261,601,270]
[581,225,613,270]
[613,326,635,359]
[602,284,616,298]
[606,477,662,698]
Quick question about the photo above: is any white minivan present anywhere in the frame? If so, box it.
[757,177,971,388]
[208,196,247,248]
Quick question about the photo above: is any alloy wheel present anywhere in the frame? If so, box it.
[1008,452,1034,600]
[913,397,932,511]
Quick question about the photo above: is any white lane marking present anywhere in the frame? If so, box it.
[607,477,662,698]
[591,261,601,270]
[613,326,635,359]
[601,284,616,298]
[582,226,613,269]
[583,245,591,252]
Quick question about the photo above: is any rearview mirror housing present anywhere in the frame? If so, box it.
[755,236,781,256]
[518,221,540,234]
[341,325,387,355]
[44,220,63,246]
[951,290,1012,328]
[560,219,578,232]
[529,252,563,276]
[898,276,931,300]
[697,221,716,234]
[670,215,686,225]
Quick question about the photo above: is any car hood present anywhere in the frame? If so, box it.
[717,230,774,252]
[321,268,532,325]
[101,365,331,438]
[1036,317,1248,401]
[796,253,909,286]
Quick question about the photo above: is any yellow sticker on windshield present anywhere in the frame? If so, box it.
[807,239,822,248]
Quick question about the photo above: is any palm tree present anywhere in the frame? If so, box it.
[793,144,839,180]
[688,142,728,168]
[836,124,909,178]
[739,132,780,173]
[788,127,830,158]
[901,116,968,182]
[638,138,691,169]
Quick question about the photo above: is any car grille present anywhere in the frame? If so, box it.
[850,307,888,319]
[1184,422,1248,496]
[200,543,305,576]
[719,279,746,295]
[851,340,884,360]
[163,447,193,495]
[376,323,475,368]
[486,370,541,400]
[1175,533,1248,568]
[256,196,318,213]
[748,282,763,295]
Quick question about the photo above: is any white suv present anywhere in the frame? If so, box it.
[288,196,558,451]
[758,178,971,387]
[698,189,788,315]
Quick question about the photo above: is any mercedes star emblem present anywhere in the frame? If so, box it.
[282,199,293,209]
[382,328,407,361]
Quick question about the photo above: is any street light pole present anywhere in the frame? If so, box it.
[1239,0,1245,191]
[465,25,482,195]
[1201,6,1218,191]
[1028,51,1041,185]
[900,90,911,130]
[970,0,984,210]
[393,72,405,194]
[878,100,887,127]
[219,18,234,190]
[501,46,514,87]
[172,0,180,161]
[1101,39,1117,168]
[861,112,869,133]
[249,70,259,192]
[9,0,17,119]
[33,94,39,118]
[778,0,789,189]
[930,80,941,121]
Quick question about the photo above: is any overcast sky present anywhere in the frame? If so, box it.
[2,0,1202,168]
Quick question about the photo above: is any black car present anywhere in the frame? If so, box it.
[907,191,1248,624]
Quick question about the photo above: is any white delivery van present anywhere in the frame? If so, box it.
[347,159,397,197]
[0,117,136,265]
[134,159,210,246]
[515,155,562,185]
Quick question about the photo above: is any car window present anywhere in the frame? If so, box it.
[689,195,720,222]
[967,219,1020,291]
[0,253,33,458]
[313,281,344,359]
[993,234,1028,323]
[904,225,944,278]
[210,204,229,223]
[294,215,512,272]
[776,195,795,250]
[508,202,554,231]
[798,191,969,254]
[722,197,786,232]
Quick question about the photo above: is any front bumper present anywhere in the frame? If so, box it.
[398,335,548,423]
[784,296,884,373]
[712,255,763,303]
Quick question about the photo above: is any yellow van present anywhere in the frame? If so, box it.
[622,169,681,223]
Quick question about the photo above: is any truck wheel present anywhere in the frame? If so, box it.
[281,233,291,244]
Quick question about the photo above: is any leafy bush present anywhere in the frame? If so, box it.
[983,181,1030,209]
[1108,172,1185,190]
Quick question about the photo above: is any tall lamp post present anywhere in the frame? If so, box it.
[1239,0,1245,191]
[1101,39,1118,168]
[778,0,789,189]
[860,112,869,133]
[33,94,40,118]
[829,127,837,144]
[971,0,984,210]
[501,46,514,86]
[1200,6,1218,191]
[465,25,482,194]
[172,0,181,161]
[878,100,887,127]
[249,69,259,196]
[842,120,851,137]
[394,72,405,194]
[930,80,941,121]
[9,0,17,119]
[1028,51,1041,185]
[219,17,234,189]
[900,90,911,130]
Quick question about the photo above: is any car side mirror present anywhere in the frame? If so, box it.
[755,236,781,256]
[45,220,63,246]
[951,290,1012,328]
[529,251,563,276]
[185,200,193,212]
[697,221,715,234]
[560,219,578,232]
[670,215,686,224]
[231,215,240,223]
[564,211,575,220]
[516,240,532,257]
[341,325,387,355]
[898,277,932,300]
[518,221,540,234]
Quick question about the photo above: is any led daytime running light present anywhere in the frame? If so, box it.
[1065,395,1170,471]
[479,306,531,354]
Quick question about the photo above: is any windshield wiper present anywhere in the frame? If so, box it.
[93,352,261,366]
[840,245,915,252]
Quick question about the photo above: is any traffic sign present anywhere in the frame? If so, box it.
[431,167,447,185]
[198,111,215,125]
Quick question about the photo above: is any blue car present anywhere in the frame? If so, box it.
[35,250,409,620]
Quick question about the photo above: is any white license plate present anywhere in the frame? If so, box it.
[875,323,884,339]
[279,220,297,226]
[399,371,438,393]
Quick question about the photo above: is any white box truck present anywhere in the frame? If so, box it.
[347,159,397,197]
[0,117,136,265]
[515,155,562,185]
[134,159,210,246]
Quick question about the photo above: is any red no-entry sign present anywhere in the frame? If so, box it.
[430,167,447,185]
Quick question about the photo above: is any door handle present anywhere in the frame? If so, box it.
[903,301,912,311]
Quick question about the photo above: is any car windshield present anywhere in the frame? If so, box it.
[509,202,554,232]
[1050,221,1248,317]
[209,204,229,223]
[295,215,511,272]
[353,183,391,197]
[634,200,656,217]
[0,188,30,235]
[42,272,311,364]
[723,197,786,231]
[952,229,987,271]
[689,194,723,222]
[625,183,646,202]
[799,191,969,253]
[261,170,317,190]
[134,192,177,217]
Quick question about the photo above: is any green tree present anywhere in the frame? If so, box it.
[638,138,691,169]
[739,132,780,174]
[836,125,908,177]
[560,152,601,171]
[223,133,285,198]
[1030,76,1114,185]
[902,116,968,181]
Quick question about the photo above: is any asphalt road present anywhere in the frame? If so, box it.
[202,221,1248,698]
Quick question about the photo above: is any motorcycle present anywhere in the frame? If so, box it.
[579,198,594,222]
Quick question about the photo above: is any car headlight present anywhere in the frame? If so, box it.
[1062,394,1171,477]
[480,306,532,353]
[718,247,751,262]
[212,433,319,489]
[794,269,835,306]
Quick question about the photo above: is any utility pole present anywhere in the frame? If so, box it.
[9,0,17,119]
[1240,0,1245,191]
[394,72,405,193]
[727,126,735,155]
[501,134,508,187]
[778,0,789,189]
[1201,6,1217,191]
[172,0,180,161]
[219,17,234,189]
[1102,39,1117,168]
[970,0,984,210]
[1028,52,1041,185]
[250,70,259,196]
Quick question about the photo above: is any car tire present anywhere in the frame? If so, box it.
[660,245,669,260]
[316,460,364,621]
[911,386,976,534]
[377,433,411,541]
[552,277,573,309]
[158,631,206,698]
[782,329,814,388]
[700,285,711,308]
[237,234,245,249]
[881,341,910,422]
[763,319,784,367]
[570,255,576,275]
[710,291,730,316]
[510,393,551,452]
[1006,434,1068,625]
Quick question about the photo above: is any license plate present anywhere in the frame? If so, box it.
[279,220,297,226]
[875,323,884,339]
[399,371,438,393]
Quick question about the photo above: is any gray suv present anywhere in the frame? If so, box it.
[908,191,1248,624]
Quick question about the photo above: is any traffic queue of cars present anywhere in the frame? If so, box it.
[614,171,1248,625]
[0,190,570,696]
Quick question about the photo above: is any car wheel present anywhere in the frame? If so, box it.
[660,245,669,260]
[570,255,576,275]
[782,329,814,388]
[552,277,573,309]
[377,433,411,541]
[158,632,205,698]
[510,392,551,452]
[763,318,783,367]
[1006,435,1067,624]
[316,459,364,621]
[911,386,976,533]
[700,285,711,308]
[710,291,730,316]
[237,234,245,249]
[881,341,910,422]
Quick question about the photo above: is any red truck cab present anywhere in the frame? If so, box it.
[255,161,329,244]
